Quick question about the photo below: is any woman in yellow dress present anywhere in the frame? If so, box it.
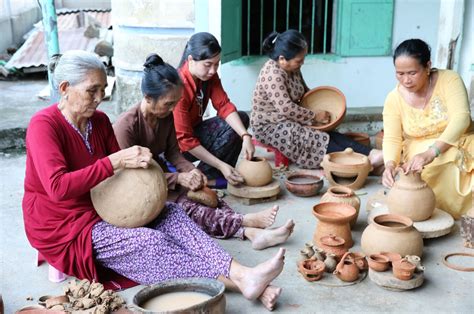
[382,39,473,219]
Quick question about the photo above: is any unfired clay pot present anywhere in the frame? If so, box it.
[91,160,167,228]
[392,258,416,280]
[321,148,371,190]
[321,185,361,227]
[236,157,273,187]
[285,171,323,197]
[319,234,347,261]
[187,187,218,208]
[361,214,423,257]
[312,202,356,249]
[387,170,435,222]
[368,254,390,272]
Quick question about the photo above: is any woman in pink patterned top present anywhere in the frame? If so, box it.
[251,30,384,170]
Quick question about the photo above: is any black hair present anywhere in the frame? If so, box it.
[262,30,307,61]
[393,39,431,67]
[141,53,182,99]
[179,32,222,67]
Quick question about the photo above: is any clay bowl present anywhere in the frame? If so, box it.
[300,86,347,131]
[368,254,390,272]
[343,132,370,147]
[133,278,225,313]
[285,170,323,197]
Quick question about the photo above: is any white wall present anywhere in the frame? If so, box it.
[219,0,441,110]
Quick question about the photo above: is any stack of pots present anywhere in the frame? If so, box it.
[312,202,356,249]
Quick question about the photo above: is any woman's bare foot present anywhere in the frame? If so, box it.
[369,149,384,168]
[243,205,279,228]
[231,248,286,301]
[247,219,295,250]
[258,285,282,311]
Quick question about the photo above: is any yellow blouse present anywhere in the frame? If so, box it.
[383,69,473,164]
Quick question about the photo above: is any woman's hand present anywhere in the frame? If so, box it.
[178,169,207,191]
[242,136,255,160]
[382,163,397,187]
[313,110,331,125]
[108,145,153,170]
[402,150,436,173]
[219,163,244,186]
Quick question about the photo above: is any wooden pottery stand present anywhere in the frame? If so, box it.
[366,189,454,239]
[368,268,424,291]
[227,179,280,205]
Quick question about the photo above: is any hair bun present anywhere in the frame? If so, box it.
[144,53,164,69]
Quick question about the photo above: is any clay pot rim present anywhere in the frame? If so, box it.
[301,86,347,131]
[370,213,414,230]
[320,234,345,247]
[312,202,357,223]
[285,172,322,185]
[368,253,390,263]
[327,185,355,197]
[248,156,267,162]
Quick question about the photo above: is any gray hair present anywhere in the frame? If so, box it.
[49,50,106,90]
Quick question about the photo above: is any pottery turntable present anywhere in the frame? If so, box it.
[227,157,280,205]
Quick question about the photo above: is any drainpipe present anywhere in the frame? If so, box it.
[39,0,60,102]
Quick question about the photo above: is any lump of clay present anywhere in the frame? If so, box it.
[187,187,218,208]
[91,159,168,228]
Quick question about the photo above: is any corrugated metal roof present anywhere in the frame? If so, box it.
[5,10,111,71]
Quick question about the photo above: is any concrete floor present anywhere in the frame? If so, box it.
[1,78,473,313]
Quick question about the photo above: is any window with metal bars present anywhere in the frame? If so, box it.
[242,0,334,56]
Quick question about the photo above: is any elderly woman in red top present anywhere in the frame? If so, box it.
[173,32,255,187]
[22,50,286,311]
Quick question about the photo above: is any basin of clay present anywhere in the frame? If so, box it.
[133,278,225,313]
[285,170,323,197]
[301,86,346,131]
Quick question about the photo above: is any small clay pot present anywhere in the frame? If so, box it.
[323,253,338,273]
[236,157,273,187]
[350,252,368,271]
[298,259,325,281]
[285,171,323,197]
[392,258,416,280]
[187,187,218,208]
[380,252,402,264]
[333,253,359,282]
[368,254,390,272]
[319,234,347,261]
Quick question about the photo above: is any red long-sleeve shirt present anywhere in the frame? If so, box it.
[22,104,134,289]
[173,61,237,152]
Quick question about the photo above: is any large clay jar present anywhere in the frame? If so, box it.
[361,214,423,257]
[91,160,168,228]
[321,185,361,227]
[312,202,356,249]
[236,157,273,187]
[386,171,435,222]
[321,148,371,190]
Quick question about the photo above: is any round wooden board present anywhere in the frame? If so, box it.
[368,268,424,291]
[367,206,454,239]
[227,179,280,199]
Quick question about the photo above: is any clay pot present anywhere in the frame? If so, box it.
[187,187,218,208]
[380,252,402,264]
[236,157,273,187]
[374,130,384,150]
[333,252,359,282]
[350,252,368,271]
[321,148,371,190]
[392,258,416,280]
[312,202,356,249]
[298,259,325,281]
[133,278,225,313]
[300,86,347,131]
[321,185,361,227]
[405,255,425,272]
[387,170,436,222]
[368,254,390,272]
[361,214,423,257]
[319,234,347,261]
[285,170,323,197]
[343,132,370,147]
[91,159,168,228]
